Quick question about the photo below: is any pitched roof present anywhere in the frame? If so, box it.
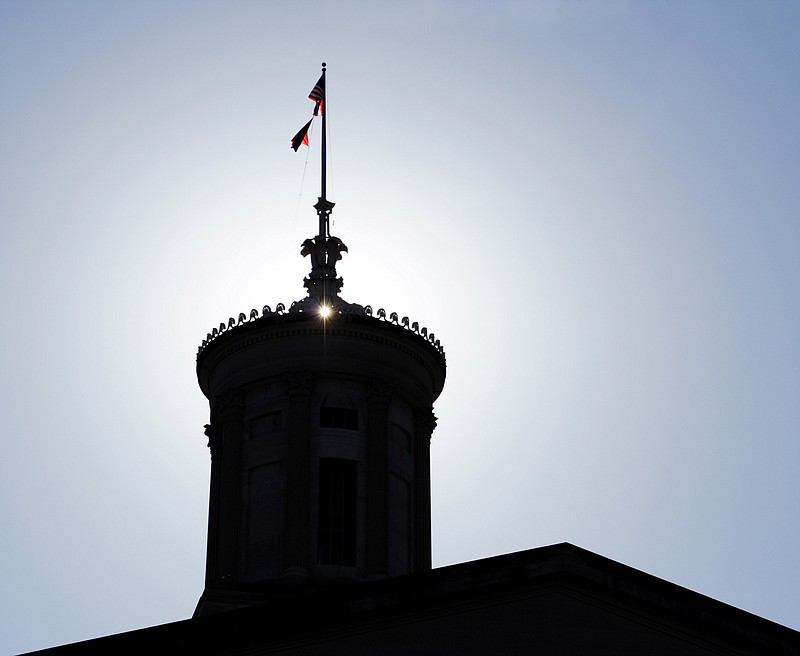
[25,543,800,655]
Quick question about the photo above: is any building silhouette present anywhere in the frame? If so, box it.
[194,196,445,615]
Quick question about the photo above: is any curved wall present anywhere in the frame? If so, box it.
[196,312,445,613]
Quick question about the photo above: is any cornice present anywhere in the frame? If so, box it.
[197,313,446,399]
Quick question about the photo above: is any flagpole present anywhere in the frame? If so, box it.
[320,62,328,237]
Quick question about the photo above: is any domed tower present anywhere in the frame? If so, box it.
[194,66,446,615]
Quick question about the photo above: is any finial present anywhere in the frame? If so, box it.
[322,62,327,70]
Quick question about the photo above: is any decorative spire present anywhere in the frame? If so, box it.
[294,63,353,314]
[196,64,446,356]
[300,212,348,307]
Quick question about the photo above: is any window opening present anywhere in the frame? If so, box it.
[318,458,357,566]
[320,406,358,430]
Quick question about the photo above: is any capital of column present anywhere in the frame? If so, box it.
[367,378,394,410]
[285,371,313,399]
[216,388,246,419]
[204,423,222,459]
[414,407,438,441]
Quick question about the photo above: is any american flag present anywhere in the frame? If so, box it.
[308,75,324,116]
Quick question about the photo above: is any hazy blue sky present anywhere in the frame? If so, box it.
[2,1,799,653]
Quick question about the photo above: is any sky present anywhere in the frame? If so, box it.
[1,1,799,652]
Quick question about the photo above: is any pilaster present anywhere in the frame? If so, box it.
[366,378,393,578]
[284,372,313,576]
[203,422,222,585]
[214,388,246,582]
[414,407,437,571]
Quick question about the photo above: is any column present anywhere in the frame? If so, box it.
[414,407,437,571]
[366,378,393,578]
[214,388,246,582]
[284,372,312,576]
[203,421,222,585]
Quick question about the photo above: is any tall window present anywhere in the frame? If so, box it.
[318,458,357,566]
